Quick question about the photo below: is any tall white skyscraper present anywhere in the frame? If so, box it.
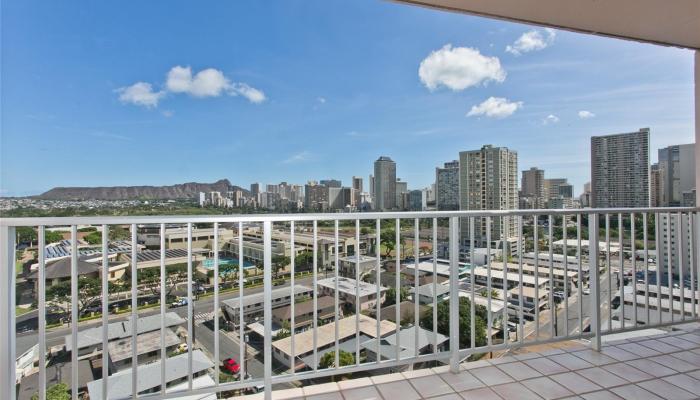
[657,144,696,207]
[373,156,396,211]
[590,128,650,208]
[459,145,518,247]
[352,176,363,207]
[436,160,459,211]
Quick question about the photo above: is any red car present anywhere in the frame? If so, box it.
[222,358,241,375]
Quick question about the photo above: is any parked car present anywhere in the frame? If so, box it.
[222,357,241,375]
[171,297,188,308]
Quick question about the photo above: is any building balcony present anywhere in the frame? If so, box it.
[1,207,699,400]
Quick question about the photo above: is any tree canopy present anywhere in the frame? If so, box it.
[420,297,488,348]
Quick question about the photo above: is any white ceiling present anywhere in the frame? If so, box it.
[394,0,700,50]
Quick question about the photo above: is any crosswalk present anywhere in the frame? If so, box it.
[193,312,214,322]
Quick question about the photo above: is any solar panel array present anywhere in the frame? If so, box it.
[44,239,136,260]
[136,248,189,262]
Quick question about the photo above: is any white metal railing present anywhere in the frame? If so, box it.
[1,207,699,400]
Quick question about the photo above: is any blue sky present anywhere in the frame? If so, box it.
[1,0,695,197]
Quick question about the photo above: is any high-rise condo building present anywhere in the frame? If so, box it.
[459,145,518,247]
[352,176,363,207]
[436,160,460,211]
[395,179,408,210]
[590,128,650,208]
[374,156,396,211]
[657,144,696,207]
[520,167,545,209]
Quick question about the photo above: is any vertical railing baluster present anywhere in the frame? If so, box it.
[160,223,166,393]
[131,224,138,398]
[518,216,524,345]
[589,213,601,351]
[290,221,296,373]
[548,215,554,338]
[395,218,401,362]
[449,216,459,373]
[213,222,220,384]
[502,216,508,346]
[71,225,78,400]
[667,213,673,324]
[619,213,625,329]
[691,213,697,319]
[375,219,381,363]
[678,213,685,321]
[644,213,650,325]
[263,220,273,400]
[577,214,583,335]
[238,222,245,381]
[606,214,612,332]
[186,222,193,390]
[486,216,492,347]
[355,219,361,366]
[334,220,339,369]
[563,215,569,337]
[414,218,419,360]
[470,217,475,349]
[37,226,46,400]
[312,220,318,371]
[534,215,540,340]
[0,225,17,400]
[432,218,438,352]
[101,225,109,400]
[631,213,637,327]
[656,213,662,324]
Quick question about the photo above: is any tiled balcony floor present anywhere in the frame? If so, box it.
[239,325,700,400]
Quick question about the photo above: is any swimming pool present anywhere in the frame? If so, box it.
[202,258,257,270]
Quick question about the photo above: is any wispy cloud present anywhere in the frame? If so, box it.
[542,114,560,125]
[467,97,523,119]
[116,65,266,109]
[578,110,595,119]
[283,150,311,164]
[506,28,556,56]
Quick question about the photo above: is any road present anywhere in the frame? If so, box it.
[529,270,618,340]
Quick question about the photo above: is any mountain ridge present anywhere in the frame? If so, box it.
[36,179,249,200]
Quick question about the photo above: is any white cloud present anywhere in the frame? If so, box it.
[229,82,266,104]
[162,110,174,118]
[506,28,556,55]
[283,150,311,164]
[317,97,326,104]
[543,114,560,125]
[578,110,595,119]
[466,97,522,118]
[118,65,266,108]
[419,45,506,91]
[115,82,165,108]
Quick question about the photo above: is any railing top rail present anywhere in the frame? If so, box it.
[1,207,697,226]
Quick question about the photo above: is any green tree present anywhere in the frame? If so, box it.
[44,230,64,244]
[17,227,38,246]
[381,229,396,258]
[319,349,355,369]
[32,383,70,400]
[46,277,119,319]
[272,255,290,279]
[420,297,488,348]
[382,286,409,307]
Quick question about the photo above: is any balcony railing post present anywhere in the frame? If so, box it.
[263,220,273,400]
[588,213,602,351]
[1,225,16,400]
[449,216,460,373]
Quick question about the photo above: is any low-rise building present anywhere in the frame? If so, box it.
[338,254,377,279]
[410,284,450,304]
[271,295,338,333]
[106,329,181,372]
[221,285,313,325]
[316,277,387,311]
[362,326,448,363]
[271,315,396,370]
[86,350,214,400]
